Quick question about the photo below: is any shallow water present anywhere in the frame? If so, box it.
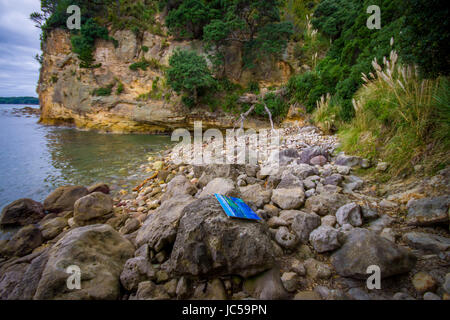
[0,104,173,214]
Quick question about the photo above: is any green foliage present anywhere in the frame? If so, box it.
[130,59,151,71]
[92,84,114,96]
[166,49,214,106]
[255,93,289,119]
[116,82,124,95]
[142,45,149,53]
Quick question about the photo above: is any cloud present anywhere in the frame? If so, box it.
[0,0,42,97]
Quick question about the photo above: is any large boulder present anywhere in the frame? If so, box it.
[170,197,275,278]
[0,199,45,228]
[34,224,134,300]
[136,194,195,252]
[199,178,238,198]
[291,211,321,243]
[331,228,416,279]
[2,225,43,258]
[160,175,197,202]
[73,192,114,226]
[406,196,449,226]
[43,186,89,213]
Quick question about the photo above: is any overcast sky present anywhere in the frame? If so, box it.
[0,0,41,97]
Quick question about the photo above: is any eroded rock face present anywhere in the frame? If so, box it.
[0,199,44,228]
[135,194,195,252]
[331,228,416,279]
[34,224,134,300]
[170,197,275,278]
[43,186,89,213]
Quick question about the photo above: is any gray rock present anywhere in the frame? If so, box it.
[275,226,298,249]
[331,228,416,279]
[40,217,68,240]
[43,185,89,213]
[305,189,316,198]
[304,258,332,279]
[324,174,344,186]
[271,188,305,210]
[343,175,364,192]
[267,216,288,228]
[348,287,371,300]
[393,292,415,300]
[281,272,298,292]
[0,199,44,228]
[136,194,195,252]
[335,155,361,167]
[336,165,351,175]
[135,281,170,300]
[290,259,306,276]
[240,184,272,210]
[245,165,259,178]
[321,215,337,227]
[290,164,319,179]
[305,192,348,216]
[310,155,327,166]
[277,172,304,189]
[298,147,329,165]
[34,224,134,300]
[161,175,197,202]
[291,211,321,243]
[403,232,450,254]
[279,148,300,166]
[361,206,379,220]
[309,226,341,253]
[444,273,450,294]
[119,218,141,235]
[170,197,275,278]
[243,267,289,300]
[376,162,389,172]
[336,203,362,227]
[406,196,449,226]
[199,178,237,198]
[367,214,394,233]
[423,292,441,300]
[197,164,242,188]
[193,279,227,300]
[73,192,113,226]
[120,257,156,291]
[263,204,280,218]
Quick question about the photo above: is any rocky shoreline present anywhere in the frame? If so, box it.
[0,125,449,300]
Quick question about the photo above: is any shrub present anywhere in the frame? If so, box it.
[92,84,113,96]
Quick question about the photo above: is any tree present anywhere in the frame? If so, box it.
[166,50,214,105]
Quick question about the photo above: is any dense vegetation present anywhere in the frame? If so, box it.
[0,97,40,105]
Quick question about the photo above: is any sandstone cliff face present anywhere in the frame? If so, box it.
[38,28,294,133]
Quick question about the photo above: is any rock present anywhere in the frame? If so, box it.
[119,218,140,235]
[309,226,341,253]
[239,184,272,210]
[331,228,416,279]
[305,189,315,198]
[34,224,134,300]
[87,182,110,194]
[379,199,397,209]
[263,204,280,218]
[43,186,89,213]
[393,292,415,300]
[406,196,449,226]
[324,174,343,186]
[423,292,441,300]
[243,268,288,300]
[290,164,319,179]
[343,175,364,192]
[290,259,306,276]
[136,194,195,252]
[321,215,337,227]
[199,178,237,198]
[176,276,190,299]
[336,203,362,227]
[170,197,275,278]
[360,159,371,169]
[0,199,45,228]
[361,206,379,220]
[267,217,288,228]
[298,147,329,165]
[294,291,322,300]
[310,155,327,166]
[275,227,298,249]
[163,279,178,297]
[197,164,242,188]
[367,214,394,233]
[279,148,300,166]
[412,272,437,294]
[120,257,156,291]
[3,225,43,257]
[160,175,197,202]
[281,272,298,292]
[156,270,169,283]
[304,258,332,279]
[193,279,227,300]
[380,228,395,242]
[411,238,445,262]
[347,288,371,300]
[245,164,258,178]
[135,281,170,300]
[376,162,389,172]
[152,161,164,171]
[277,172,304,189]
[291,211,321,243]
[40,217,68,240]
[305,192,348,216]
[271,188,305,210]
[73,192,113,226]
[336,165,351,175]
[335,155,361,167]
[444,273,450,294]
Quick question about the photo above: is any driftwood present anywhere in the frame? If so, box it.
[234,96,276,131]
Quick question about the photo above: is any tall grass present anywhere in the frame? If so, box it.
[338,49,449,175]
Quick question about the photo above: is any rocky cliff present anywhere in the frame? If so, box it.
[38,25,296,133]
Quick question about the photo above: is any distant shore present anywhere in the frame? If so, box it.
[0,97,39,105]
